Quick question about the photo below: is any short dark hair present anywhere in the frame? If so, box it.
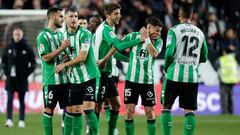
[78,15,87,20]
[104,3,121,15]
[65,7,78,15]
[179,1,193,19]
[146,17,163,27]
[47,6,62,19]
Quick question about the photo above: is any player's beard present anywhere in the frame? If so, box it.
[112,18,120,25]
[55,21,62,28]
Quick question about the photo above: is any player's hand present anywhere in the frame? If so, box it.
[140,27,149,42]
[60,39,71,49]
[61,54,70,63]
[55,63,66,73]
[97,59,107,67]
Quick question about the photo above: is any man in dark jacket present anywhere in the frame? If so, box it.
[1,27,36,128]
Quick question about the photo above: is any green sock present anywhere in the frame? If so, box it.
[108,110,119,135]
[147,119,156,135]
[42,112,53,135]
[104,106,111,122]
[161,110,172,135]
[64,113,73,135]
[73,114,82,135]
[125,119,134,135]
[85,110,98,135]
[184,112,196,135]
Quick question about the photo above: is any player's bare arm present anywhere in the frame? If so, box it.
[42,39,70,63]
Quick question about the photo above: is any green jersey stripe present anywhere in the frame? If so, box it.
[129,46,137,82]
[143,56,149,83]
[148,56,154,84]
[178,64,184,82]
[134,44,142,82]
[188,65,193,82]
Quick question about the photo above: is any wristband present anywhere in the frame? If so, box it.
[145,37,151,45]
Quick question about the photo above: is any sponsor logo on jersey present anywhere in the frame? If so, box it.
[166,35,172,45]
[109,31,117,38]
[40,44,45,52]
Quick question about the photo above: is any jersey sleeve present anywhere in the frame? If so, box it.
[80,30,92,53]
[199,38,208,63]
[114,52,129,62]
[164,29,176,71]
[154,38,163,53]
[114,33,141,51]
[103,27,119,47]
[37,33,50,56]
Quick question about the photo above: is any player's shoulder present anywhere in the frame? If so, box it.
[37,29,47,40]
[155,37,163,43]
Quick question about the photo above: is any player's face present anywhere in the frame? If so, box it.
[54,11,64,28]
[88,17,97,29]
[65,11,78,29]
[147,24,162,40]
[78,19,88,28]
[109,9,121,25]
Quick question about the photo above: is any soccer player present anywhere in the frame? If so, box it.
[55,7,100,135]
[93,3,148,135]
[122,17,163,135]
[36,7,70,135]
[78,15,88,28]
[161,2,208,135]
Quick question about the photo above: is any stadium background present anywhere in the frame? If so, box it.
[0,0,239,134]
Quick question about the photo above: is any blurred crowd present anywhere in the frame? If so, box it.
[0,0,239,61]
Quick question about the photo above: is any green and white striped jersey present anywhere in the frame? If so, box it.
[93,33,118,77]
[122,32,163,84]
[164,23,208,83]
[37,28,69,85]
[63,27,100,84]
[93,21,120,74]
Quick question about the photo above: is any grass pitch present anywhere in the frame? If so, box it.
[0,113,239,135]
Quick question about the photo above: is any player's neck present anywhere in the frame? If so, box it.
[106,19,114,27]
[180,18,191,24]
[48,23,58,31]
[68,27,78,34]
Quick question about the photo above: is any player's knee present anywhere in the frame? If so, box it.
[44,108,54,114]
[111,101,121,111]
[126,110,134,119]
[94,103,102,113]
[145,107,155,119]
[126,106,135,119]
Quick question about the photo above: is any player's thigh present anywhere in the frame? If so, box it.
[179,82,198,110]
[124,81,139,105]
[97,74,109,102]
[43,85,58,110]
[57,83,71,109]
[106,76,119,98]
[140,83,156,106]
[108,96,121,110]
[161,79,179,109]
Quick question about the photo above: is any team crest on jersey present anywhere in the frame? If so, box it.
[157,41,163,49]
[85,38,91,44]
[109,31,117,38]
[166,35,172,45]
[40,44,45,52]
